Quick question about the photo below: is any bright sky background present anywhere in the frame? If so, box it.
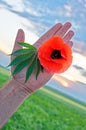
[0,0,86,86]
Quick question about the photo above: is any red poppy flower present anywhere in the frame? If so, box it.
[38,36,73,73]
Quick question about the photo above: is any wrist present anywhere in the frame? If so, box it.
[14,78,33,95]
[0,78,32,128]
[0,78,32,105]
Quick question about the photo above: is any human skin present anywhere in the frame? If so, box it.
[0,22,74,128]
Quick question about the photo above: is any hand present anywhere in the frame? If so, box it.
[0,22,74,127]
[11,22,74,93]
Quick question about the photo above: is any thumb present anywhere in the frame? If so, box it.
[11,29,25,71]
[12,29,25,52]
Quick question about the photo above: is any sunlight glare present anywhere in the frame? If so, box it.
[53,75,69,88]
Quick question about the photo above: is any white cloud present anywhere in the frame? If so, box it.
[25,8,42,17]
[61,39,86,84]
[71,21,81,30]
[61,52,86,84]
[2,0,24,12]
[64,4,72,12]
[64,4,72,17]
[0,8,38,54]
[84,4,86,8]
[2,0,42,17]
[65,12,71,17]
[45,4,72,17]
[73,40,86,56]
[73,52,86,69]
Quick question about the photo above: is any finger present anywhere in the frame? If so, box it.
[67,41,73,47]
[63,30,74,43]
[13,29,25,52]
[55,22,71,37]
[11,29,25,71]
[34,23,62,47]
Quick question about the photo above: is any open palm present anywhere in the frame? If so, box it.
[11,22,74,93]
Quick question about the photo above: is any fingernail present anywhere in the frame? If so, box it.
[66,22,71,26]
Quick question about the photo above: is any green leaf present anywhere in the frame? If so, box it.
[25,55,37,82]
[12,56,34,75]
[8,52,36,66]
[18,42,37,50]
[11,48,37,56]
[36,59,41,80]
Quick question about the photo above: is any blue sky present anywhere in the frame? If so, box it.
[0,0,86,42]
[0,0,86,86]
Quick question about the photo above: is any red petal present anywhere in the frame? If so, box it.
[38,36,73,73]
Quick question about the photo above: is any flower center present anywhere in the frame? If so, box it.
[51,50,62,59]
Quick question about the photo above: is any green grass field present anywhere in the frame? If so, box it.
[0,66,86,130]
[0,66,11,87]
